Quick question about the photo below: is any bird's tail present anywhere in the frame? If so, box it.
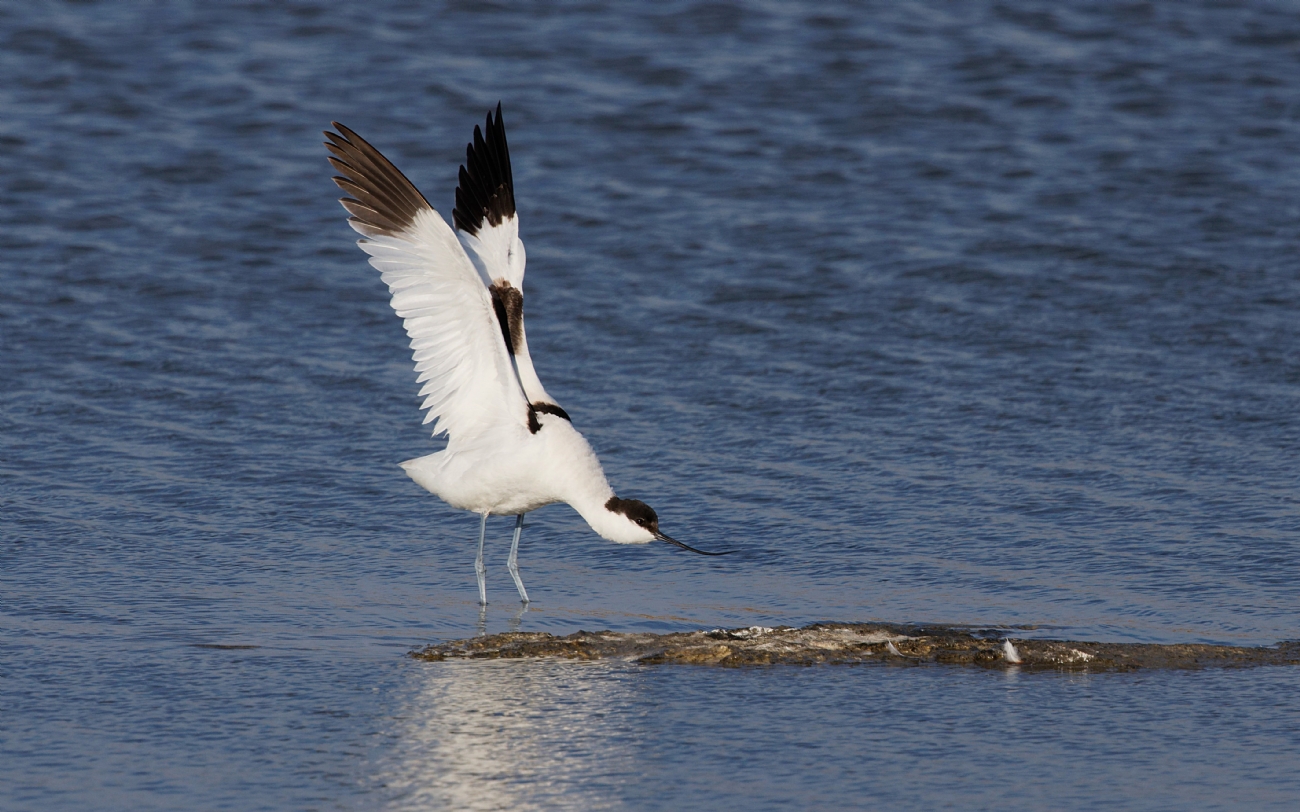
[398,452,444,494]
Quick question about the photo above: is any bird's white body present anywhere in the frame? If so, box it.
[399,419,645,545]
[398,421,589,517]
[326,108,726,603]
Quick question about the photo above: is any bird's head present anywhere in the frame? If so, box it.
[603,496,734,555]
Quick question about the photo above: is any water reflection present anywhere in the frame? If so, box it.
[474,603,531,637]
[509,604,529,634]
[381,658,637,810]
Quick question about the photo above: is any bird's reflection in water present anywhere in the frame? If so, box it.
[474,603,529,637]
[508,603,528,633]
[378,657,637,810]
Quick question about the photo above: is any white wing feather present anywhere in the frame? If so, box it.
[326,122,529,443]
[354,211,528,440]
[457,216,526,289]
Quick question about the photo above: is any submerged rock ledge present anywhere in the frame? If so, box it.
[412,623,1300,671]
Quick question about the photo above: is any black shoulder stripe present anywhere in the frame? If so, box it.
[488,280,524,356]
[532,402,571,421]
[325,123,433,238]
[527,401,572,434]
[452,102,516,236]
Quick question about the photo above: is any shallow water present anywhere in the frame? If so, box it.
[3,1,1299,809]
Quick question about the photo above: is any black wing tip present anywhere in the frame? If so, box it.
[323,121,432,237]
[325,121,362,145]
[452,103,516,236]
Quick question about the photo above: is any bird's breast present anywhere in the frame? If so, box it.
[403,420,609,517]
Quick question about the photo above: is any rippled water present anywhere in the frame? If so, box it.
[3,1,1299,809]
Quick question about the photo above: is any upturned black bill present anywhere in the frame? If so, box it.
[654,532,735,556]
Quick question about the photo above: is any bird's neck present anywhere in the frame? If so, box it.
[546,423,642,543]
[568,487,619,539]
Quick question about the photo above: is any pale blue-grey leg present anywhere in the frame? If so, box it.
[475,512,488,606]
[507,513,529,604]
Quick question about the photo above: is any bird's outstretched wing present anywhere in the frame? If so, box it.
[451,105,568,432]
[325,122,529,442]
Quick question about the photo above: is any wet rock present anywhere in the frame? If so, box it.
[411,623,1300,671]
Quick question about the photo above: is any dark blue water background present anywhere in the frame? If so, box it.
[3,1,1299,809]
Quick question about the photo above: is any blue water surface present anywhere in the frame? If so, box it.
[2,1,1299,809]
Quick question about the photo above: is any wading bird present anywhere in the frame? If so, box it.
[325,105,731,605]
